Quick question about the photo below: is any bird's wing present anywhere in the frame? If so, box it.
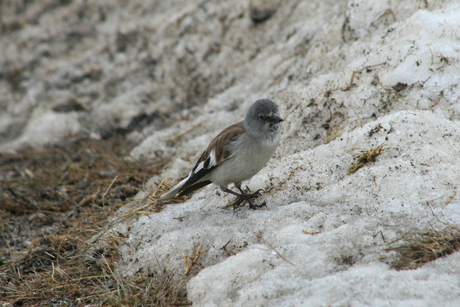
[159,122,245,200]
[178,121,245,194]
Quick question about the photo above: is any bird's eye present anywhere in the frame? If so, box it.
[258,115,269,121]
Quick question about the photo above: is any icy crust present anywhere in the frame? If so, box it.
[188,253,460,307]
[118,110,460,306]
[131,1,460,166]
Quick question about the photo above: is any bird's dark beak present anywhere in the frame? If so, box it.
[269,113,284,123]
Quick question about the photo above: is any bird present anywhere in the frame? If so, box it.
[159,99,283,209]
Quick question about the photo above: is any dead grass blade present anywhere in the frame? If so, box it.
[348,144,385,174]
[183,244,208,275]
[162,121,203,142]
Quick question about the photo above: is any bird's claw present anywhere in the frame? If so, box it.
[254,189,264,196]
[248,201,267,210]
[229,187,267,212]
[232,198,245,212]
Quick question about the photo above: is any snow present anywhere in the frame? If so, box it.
[4,110,81,150]
[1,0,460,306]
[120,110,460,306]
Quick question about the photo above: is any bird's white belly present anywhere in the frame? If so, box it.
[208,140,277,187]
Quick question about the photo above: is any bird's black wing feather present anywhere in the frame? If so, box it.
[178,180,212,197]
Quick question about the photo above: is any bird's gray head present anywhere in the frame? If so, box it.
[244,99,283,139]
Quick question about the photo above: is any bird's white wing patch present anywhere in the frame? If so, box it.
[192,149,218,174]
[194,160,206,174]
[208,149,217,168]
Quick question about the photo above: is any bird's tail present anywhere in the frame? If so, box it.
[158,176,189,200]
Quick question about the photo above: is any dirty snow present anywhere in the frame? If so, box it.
[1,0,460,306]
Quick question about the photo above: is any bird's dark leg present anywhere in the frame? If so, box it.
[222,187,266,210]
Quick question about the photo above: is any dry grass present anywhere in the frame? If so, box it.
[348,144,385,174]
[114,177,192,220]
[389,226,460,270]
[0,136,190,306]
[182,244,208,275]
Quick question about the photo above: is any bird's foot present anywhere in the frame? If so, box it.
[242,188,264,199]
[224,187,266,211]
